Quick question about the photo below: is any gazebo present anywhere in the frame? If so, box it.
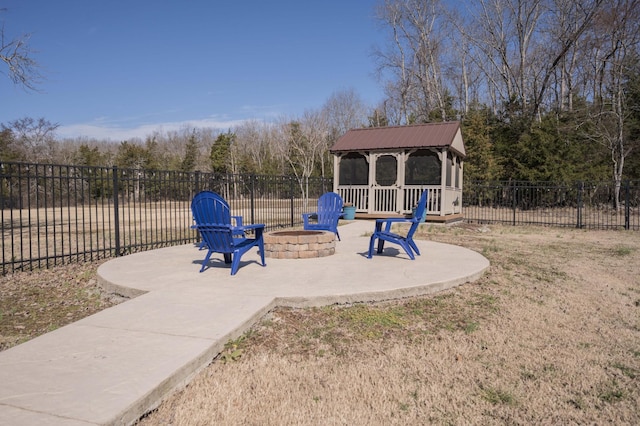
[330,122,465,222]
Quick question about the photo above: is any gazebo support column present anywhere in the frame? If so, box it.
[439,149,447,216]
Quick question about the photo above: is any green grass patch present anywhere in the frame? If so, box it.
[335,305,407,338]
[612,245,635,256]
[598,379,627,403]
[481,241,501,255]
[463,321,480,334]
[611,362,638,379]
[480,386,516,405]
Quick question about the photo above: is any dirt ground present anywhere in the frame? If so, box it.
[1,224,639,425]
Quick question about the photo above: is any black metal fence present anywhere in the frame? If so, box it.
[1,162,331,274]
[463,180,640,230]
[2,162,639,274]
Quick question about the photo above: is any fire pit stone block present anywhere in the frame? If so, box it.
[263,230,336,259]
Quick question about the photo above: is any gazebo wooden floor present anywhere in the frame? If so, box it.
[353,213,464,224]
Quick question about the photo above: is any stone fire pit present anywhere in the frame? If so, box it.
[263,230,335,259]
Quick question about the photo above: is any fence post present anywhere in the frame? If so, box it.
[625,180,630,230]
[290,176,295,227]
[112,167,121,257]
[576,181,583,229]
[250,174,256,225]
[512,181,516,226]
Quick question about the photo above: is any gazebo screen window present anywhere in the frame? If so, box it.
[375,155,397,186]
[338,152,368,185]
[405,150,441,185]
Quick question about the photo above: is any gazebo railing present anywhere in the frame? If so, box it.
[336,185,453,216]
[403,187,431,212]
[336,185,369,211]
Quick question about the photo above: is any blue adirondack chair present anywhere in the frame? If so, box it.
[302,192,344,240]
[191,191,266,275]
[192,191,245,250]
[367,190,429,260]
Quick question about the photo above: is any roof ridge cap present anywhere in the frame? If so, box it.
[351,121,459,132]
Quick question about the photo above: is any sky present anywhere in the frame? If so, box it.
[1,1,386,141]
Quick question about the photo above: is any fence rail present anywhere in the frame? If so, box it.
[2,162,639,274]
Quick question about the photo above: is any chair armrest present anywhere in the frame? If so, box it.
[236,223,265,233]
[375,218,413,232]
[231,215,244,227]
[302,212,317,226]
[239,223,265,230]
[238,223,265,237]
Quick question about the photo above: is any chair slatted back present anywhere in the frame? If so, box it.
[316,192,343,225]
[192,191,231,224]
[191,191,234,253]
[407,190,429,238]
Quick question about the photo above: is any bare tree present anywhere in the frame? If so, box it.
[374,0,451,123]
[1,9,43,91]
[322,88,367,136]
[583,0,640,210]
[449,0,602,120]
[374,0,412,123]
[234,120,283,174]
[276,110,330,206]
[530,0,605,118]
[3,117,58,162]
[321,88,367,173]
[442,6,485,117]
[461,0,543,116]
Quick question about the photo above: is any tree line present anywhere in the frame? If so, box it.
[0,88,368,180]
[2,0,640,192]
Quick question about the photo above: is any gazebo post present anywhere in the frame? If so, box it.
[398,151,407,214]
[333,154,340,194]
[439,148,447,216]
[458,160,464,214]
[367,152,375,214]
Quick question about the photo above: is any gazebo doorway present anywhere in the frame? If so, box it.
[372,153,398,213]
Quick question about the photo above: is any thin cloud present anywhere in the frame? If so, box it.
[57,117,250,141]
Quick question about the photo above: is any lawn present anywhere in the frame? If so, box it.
[138,224,640,425]
[1,224,638,424]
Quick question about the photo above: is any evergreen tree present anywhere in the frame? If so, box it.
[0,128,20,162]
[210,131,233,173]
[143,136,161,171]
[181,131,199,172]
[461,106,499,182]
[623,54,640,180]
[116,141,147,170]
[491,114,531,181]
[74,144,103,167]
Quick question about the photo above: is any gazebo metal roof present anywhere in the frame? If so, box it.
[330,121,464,157]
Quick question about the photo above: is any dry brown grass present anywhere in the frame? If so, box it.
[2,224,638,424]
[0,260,124,351]
[138,224,640,425]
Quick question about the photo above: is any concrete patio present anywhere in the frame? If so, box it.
[0,220,489,425]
